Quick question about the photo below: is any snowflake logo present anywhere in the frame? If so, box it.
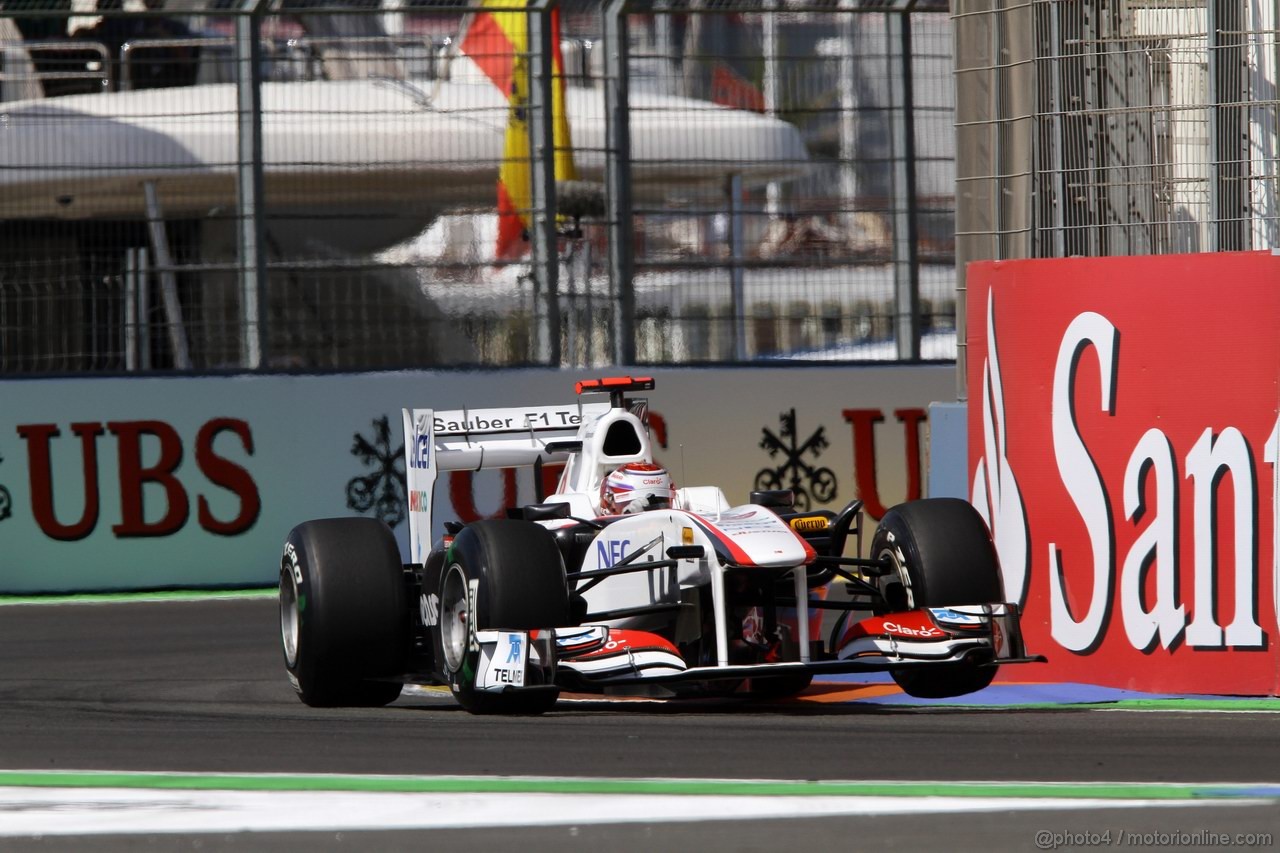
[0,453,10,522]
[754,409,837,512]
[347,416,406,528]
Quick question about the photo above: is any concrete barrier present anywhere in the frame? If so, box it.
[0,365,954,593]
[967,250,1280,695]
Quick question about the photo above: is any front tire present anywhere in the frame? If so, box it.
[281,518,407,707]
[441,520,572,714]
[872,499,1003,699]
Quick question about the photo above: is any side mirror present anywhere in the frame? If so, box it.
[750,489,795,509]
[514,502,572,521]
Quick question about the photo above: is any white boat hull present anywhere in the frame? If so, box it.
[1,78,809,252]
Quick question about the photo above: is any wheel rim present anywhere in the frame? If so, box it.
[441,564,470,673]
[876,542,915,611]
[280,567,300,668]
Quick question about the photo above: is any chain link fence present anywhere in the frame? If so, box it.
[954,0,1278,397]
[955,2,1279,272]
[0,0,956,373]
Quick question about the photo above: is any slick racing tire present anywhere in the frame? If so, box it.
[280,518,408,707]
[440,519,572,715]
[871,498,1003,699]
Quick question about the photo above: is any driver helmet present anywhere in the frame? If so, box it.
[600,462,676,515]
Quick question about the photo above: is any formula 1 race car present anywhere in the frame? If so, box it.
[279,376,1042,713]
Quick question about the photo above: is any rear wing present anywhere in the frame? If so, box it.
[400,402,609,563]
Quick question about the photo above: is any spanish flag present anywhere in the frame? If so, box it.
[460,2,578,259]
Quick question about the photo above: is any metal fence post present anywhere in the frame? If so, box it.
[236,1,267,370]
[143,181,192,369]
[762,0,780,216]
[888,7,921,360]
[1046,1,1066,258]
[530,0,561,366]
[604,0,635,366]
[1208,0,1249,252]
[124,249,139,372]
[728,174,748,361]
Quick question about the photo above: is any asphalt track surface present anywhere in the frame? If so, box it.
[1,596,1277,851]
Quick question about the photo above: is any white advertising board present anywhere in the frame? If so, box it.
[0,366,954,593]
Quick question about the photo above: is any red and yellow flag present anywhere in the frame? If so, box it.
[460,2,578,259]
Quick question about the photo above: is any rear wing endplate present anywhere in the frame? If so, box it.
[400,402,609,563]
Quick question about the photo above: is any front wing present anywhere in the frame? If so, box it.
[457,603,1042,694]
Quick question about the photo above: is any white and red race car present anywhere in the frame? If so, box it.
[280,376,1042,713]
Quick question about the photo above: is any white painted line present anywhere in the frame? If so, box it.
[1093,708,1280,715]
[401,684,672,704]
[0,787,1240,838]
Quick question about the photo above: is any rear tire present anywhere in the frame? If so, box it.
[280,518,407,707]
[441,520,571,714]
[871,499,1003,699]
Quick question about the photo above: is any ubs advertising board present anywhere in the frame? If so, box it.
[0,366,953,593]
[968,251,1280,695]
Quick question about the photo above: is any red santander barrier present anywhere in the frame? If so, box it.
[968,251,1280,695]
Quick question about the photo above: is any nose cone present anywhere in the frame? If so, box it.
[701,506,813,568]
